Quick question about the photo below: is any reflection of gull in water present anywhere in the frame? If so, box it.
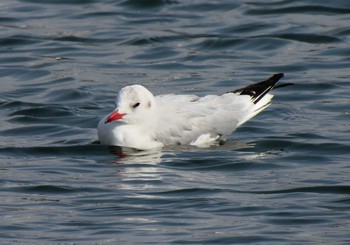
[109,146,164,165]
[109,139,253,165]
[164,139,253,152]
[105,140,285,193]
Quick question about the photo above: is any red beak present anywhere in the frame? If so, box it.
[104,110,126,124]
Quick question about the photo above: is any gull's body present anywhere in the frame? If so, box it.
[98,73,290,150]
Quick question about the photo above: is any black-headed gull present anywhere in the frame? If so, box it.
[98,73,291,150]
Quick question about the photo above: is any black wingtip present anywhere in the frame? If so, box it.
[269,73,295,90]
[271,73,284,80]
[262,73,284,87]
[232,73,288,104]
[273,82,294,90]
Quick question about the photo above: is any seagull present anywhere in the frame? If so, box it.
[98,73,292,150]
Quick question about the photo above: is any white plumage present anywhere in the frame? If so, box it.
[98,73,289,150]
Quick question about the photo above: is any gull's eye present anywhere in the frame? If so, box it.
[132,102,140,108]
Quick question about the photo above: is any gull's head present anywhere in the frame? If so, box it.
[105,84,156,124]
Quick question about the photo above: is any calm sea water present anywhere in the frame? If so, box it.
[1,0,350,244]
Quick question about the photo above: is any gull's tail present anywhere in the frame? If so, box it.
[231,73,293,127]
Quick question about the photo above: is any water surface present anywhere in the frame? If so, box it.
[1,0,350,244]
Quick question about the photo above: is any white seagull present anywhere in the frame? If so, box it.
[98,73,291,150]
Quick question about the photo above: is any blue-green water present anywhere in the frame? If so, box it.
[1,0,350,244]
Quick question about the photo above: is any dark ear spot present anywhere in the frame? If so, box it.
[147,101,152,108]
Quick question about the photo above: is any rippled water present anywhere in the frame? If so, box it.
[1,0,350,244]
